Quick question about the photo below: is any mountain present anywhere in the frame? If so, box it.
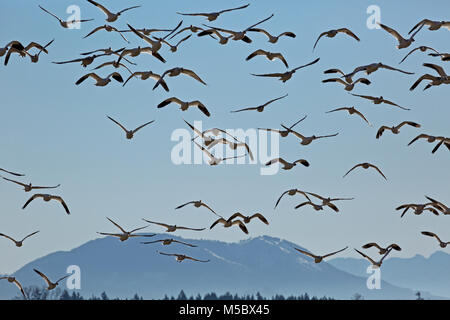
[329,250,450,298]
[0,235,437,300]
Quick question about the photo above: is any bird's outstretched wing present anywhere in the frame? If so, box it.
[294,247,318,259]
[132,120,155,134]
[322,246,349,258]
[33,269,52,286]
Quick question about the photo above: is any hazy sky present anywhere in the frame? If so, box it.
[0,0,449,274]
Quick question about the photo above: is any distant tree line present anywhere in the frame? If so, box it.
[14,286,333,300]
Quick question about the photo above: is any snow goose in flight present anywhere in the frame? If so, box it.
[53,53,111,68]
[87,0,141,23]
[354,248,392,267]
[246,49,289,68]
[23,39,54,64]
[378,22,423,49]
[281,125,339,146]
[259,115,308,138]
[305,192,354,213]
[196,128,236,142]
[210,217,249,234]
[170,25,216,40]
[426,196,450,215]
[322,77,370,92]
[376,121,421,139]
[92,60,133,75]
[153,67,206,90]
[362,243,401,255]
[411,75,448,91]
[76,72,123,86]
[158,97,210,117]
[202,14,274,44]
[22,194,70,214]
[191,128,239,151]
[0,277,27,299]
[343,163,387,180]
[183,120,220,147]
[158,251,210,263]
[117,46,166,64]
[410,63,450,91]
[295,201,328,212]
[123,71,168,90]
[428,52,450,62]
[323,68,355,84]
[4,41,51,66]
[399,46,440,64]
[226,212,269,225]
[177,4,250,22]
[0,167,24,177]
[265,158,309,170]
[127,22,182,55]
[421,231,450,248]
[194,142,246,166]
[197,29,232,45]
[2,177,60,192]
[97,217,154,242]
[80,47,136,65]
[0,41,24,58]
[231,94,288,113]
[326,107,371,126]
[0,231,39,247]
[207,137,254,161]
[142,219,205,232]
[294,246,348,263]
[409,19,450,34]
[396,203,439,218]
[142,239,197,247]
[408,134,450,154]
[251,58,320,83]
[107,116,154,140]
[274,189,311,209]
[154,34,192,53]
[39,5,93,28]
[342,63,414,82]
[313,28,360,51]
[33,269,69,291]
[84,25,129,42]
[351,93,410,111]
[175,200,220,217]
[247,28,296,44]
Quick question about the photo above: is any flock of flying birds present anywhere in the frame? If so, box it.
[0,2,449,300]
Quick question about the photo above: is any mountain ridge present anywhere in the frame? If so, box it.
[0,235,442,300]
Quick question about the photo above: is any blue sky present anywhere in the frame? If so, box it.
[0,0,449,274]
